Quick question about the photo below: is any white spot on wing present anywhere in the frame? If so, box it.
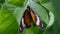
[22,18,25,27]
[36,15,40,25]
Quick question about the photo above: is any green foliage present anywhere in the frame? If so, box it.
[23,26,43,34]
[0,0,5,4]
[0,0,60,34]
[6,0,25,7]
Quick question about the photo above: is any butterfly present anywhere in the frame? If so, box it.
[19,6,44,33]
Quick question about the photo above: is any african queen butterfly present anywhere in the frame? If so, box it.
[19,6,44,34]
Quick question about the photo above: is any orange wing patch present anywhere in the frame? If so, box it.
[30,9,36,23]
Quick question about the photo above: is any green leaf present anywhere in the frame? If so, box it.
[13,0,29,25]
[0,4,18,34]
[46,11,54,30]
[23,26,43,34]
[6,0,25,7]
[39,0,50,3]
[33,0,40,3]
[1,4,16,13]
[14,7,26,25]
[41,0,54,11]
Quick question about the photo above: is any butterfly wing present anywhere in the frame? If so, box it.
[19,8,31,33]
[19,6,44,33]
[35,15,44,30]
[30,8,44,30]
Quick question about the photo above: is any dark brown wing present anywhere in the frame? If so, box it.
[19,7,31,33]
[23,9,31,27]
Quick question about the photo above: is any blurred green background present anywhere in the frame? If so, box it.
[0,0,60,34]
